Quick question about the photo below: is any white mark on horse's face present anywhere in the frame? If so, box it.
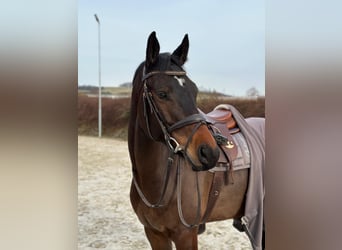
[174,76,185,87]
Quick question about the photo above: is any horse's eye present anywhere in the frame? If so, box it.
[157,91,168,99]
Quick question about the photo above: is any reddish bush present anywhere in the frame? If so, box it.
[197,96,265,118]
[78,95,265,139]
[78,95,131,139]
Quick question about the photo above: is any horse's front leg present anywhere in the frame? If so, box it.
[144,227,172,250]
[171,228,199,250]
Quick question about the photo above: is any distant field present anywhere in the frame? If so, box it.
[102,87,132,96]
[79,86,229,99]
[78,86,132,97]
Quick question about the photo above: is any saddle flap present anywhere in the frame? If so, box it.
[210,132,251,172]
[214,123,238,163]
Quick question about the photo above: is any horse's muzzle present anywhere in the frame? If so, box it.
[193,144,219,171]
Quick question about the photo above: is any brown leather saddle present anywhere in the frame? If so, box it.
[205,109,239,133]
[200,108,240,167]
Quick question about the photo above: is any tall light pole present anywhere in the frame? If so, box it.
[94,14,102,137]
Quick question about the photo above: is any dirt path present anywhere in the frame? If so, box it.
[78,136,251,249]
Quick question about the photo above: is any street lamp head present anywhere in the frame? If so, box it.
[94,14,100,24]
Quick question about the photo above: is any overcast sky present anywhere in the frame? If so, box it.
[78,0,264,96]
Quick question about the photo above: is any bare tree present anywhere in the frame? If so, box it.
[246,87,259,97]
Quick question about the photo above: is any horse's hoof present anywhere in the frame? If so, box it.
[198,223,206,234]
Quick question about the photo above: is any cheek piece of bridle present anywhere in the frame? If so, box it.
[133,68,212,228]
[142,69,206,156]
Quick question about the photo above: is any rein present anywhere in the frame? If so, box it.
[132,68,207,227]
[176,154,202,228]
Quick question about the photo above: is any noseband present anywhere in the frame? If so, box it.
[142,69,206,153]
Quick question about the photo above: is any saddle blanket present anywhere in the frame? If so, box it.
[211,104,265,250]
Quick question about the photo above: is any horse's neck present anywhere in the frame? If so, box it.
[133,124,170,185]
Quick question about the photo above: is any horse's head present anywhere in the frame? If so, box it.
[134,32,219,171]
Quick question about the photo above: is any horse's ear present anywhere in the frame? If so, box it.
[172,34,189,66]
[145,31,160,68]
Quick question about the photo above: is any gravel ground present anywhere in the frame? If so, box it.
[78,135,252,250]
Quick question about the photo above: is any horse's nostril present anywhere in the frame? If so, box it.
[198,144,219,168]
[199,145,210,164]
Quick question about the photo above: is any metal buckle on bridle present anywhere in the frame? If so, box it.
[167,137,184,154]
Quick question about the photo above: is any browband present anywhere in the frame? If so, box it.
[142,70,186,82]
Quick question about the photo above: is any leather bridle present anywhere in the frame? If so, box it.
[133,68,210,228]
[142,69,206,154]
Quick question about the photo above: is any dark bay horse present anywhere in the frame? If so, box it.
[128,32,262,249]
